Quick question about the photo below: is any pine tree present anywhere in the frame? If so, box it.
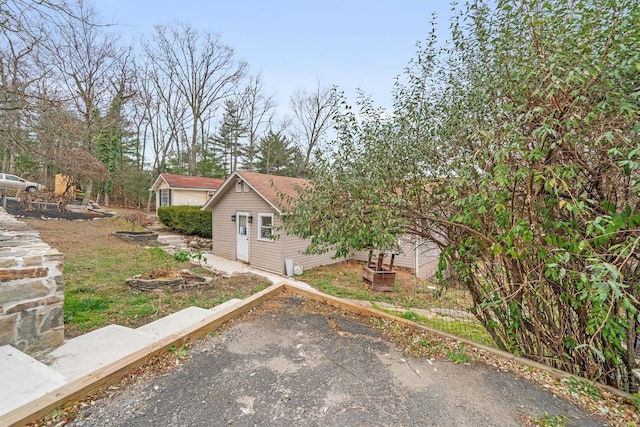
[255,130,301,176]
[211,99,246,175]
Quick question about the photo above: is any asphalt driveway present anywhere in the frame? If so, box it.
[67,295,605,427]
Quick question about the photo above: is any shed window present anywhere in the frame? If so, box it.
[159,189,171,207]
[258,214,274,241]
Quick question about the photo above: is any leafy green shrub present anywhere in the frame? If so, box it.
[174,249,208,266]
[157,206,211,237]
[157,206,178,229]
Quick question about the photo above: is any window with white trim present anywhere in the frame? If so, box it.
[258,213,274,241]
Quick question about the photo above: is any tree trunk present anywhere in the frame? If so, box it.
[146,190,153,213]
[81,181,93,205]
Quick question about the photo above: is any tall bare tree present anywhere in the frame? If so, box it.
[142,22,246,175]
[0,0,105,193]
[0,0,77,32]
[290,81,338,175]
[44,0,130,203]
[135,57,186,175]
[0,30,37,173]
[0,1,69,177]
[237,73,275,171]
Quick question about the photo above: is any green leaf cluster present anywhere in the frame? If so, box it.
[286,0,640,393]
[436,0,640,393]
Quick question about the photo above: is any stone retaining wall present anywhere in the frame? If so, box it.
[186,236,212,251]
[0,209,64,354]
[111,230,159,245]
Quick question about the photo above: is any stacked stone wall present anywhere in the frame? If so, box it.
[0,209,64,354]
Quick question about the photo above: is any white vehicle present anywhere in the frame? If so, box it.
[0,173,43,192]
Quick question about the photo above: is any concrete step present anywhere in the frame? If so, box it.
[0,345,66,416]
[137,306,215,339]
[136,301,243,339]
[210,298,242,313]
[0,299,245,418]
[157,235,187,245]
[47,324,156,382]
[158,239,189,250]
[158,233,185,240]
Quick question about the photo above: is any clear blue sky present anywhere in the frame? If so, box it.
[93,0,454,112]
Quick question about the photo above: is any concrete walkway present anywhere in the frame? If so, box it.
[199,253,313,288]
[153,225,314,290]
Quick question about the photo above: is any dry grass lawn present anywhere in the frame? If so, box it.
[23,210,482,343]
[24,213,271,338]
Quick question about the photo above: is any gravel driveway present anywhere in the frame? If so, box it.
[67,295,606,427]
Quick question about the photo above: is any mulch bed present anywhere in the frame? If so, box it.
[3,197,114,221]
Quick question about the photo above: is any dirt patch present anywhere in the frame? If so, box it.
[3,197,113,221]
[126,269,213,292]
[302,259,474,312]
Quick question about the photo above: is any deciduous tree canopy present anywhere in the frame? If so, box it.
[285,0,640,393]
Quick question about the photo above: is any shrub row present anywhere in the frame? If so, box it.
[157,206,212,238]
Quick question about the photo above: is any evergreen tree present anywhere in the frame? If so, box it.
[255,130,301,176]
[211,99,246,174]
[94,81,135,205]
[196,134,227,178]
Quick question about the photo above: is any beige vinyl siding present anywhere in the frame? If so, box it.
[172,189,209,207]
[416,239,440,279]
[350,235,418,274]
[251,211,284,273]
[155,182,211,213]
[282,234,346,272]
[211,187,285,273]
[211,200,235,260]
[395,235,419,270]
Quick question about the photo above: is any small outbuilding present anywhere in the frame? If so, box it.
[202,170,440,279]
[150,173,224,213]
[202,170,344,275]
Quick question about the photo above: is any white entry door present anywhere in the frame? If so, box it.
[236,212,249,262]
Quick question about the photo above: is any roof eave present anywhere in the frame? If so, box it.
[149,174,169,191]
[235,170,284,214]
[203,170,284,214]
[202,172,239,211]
